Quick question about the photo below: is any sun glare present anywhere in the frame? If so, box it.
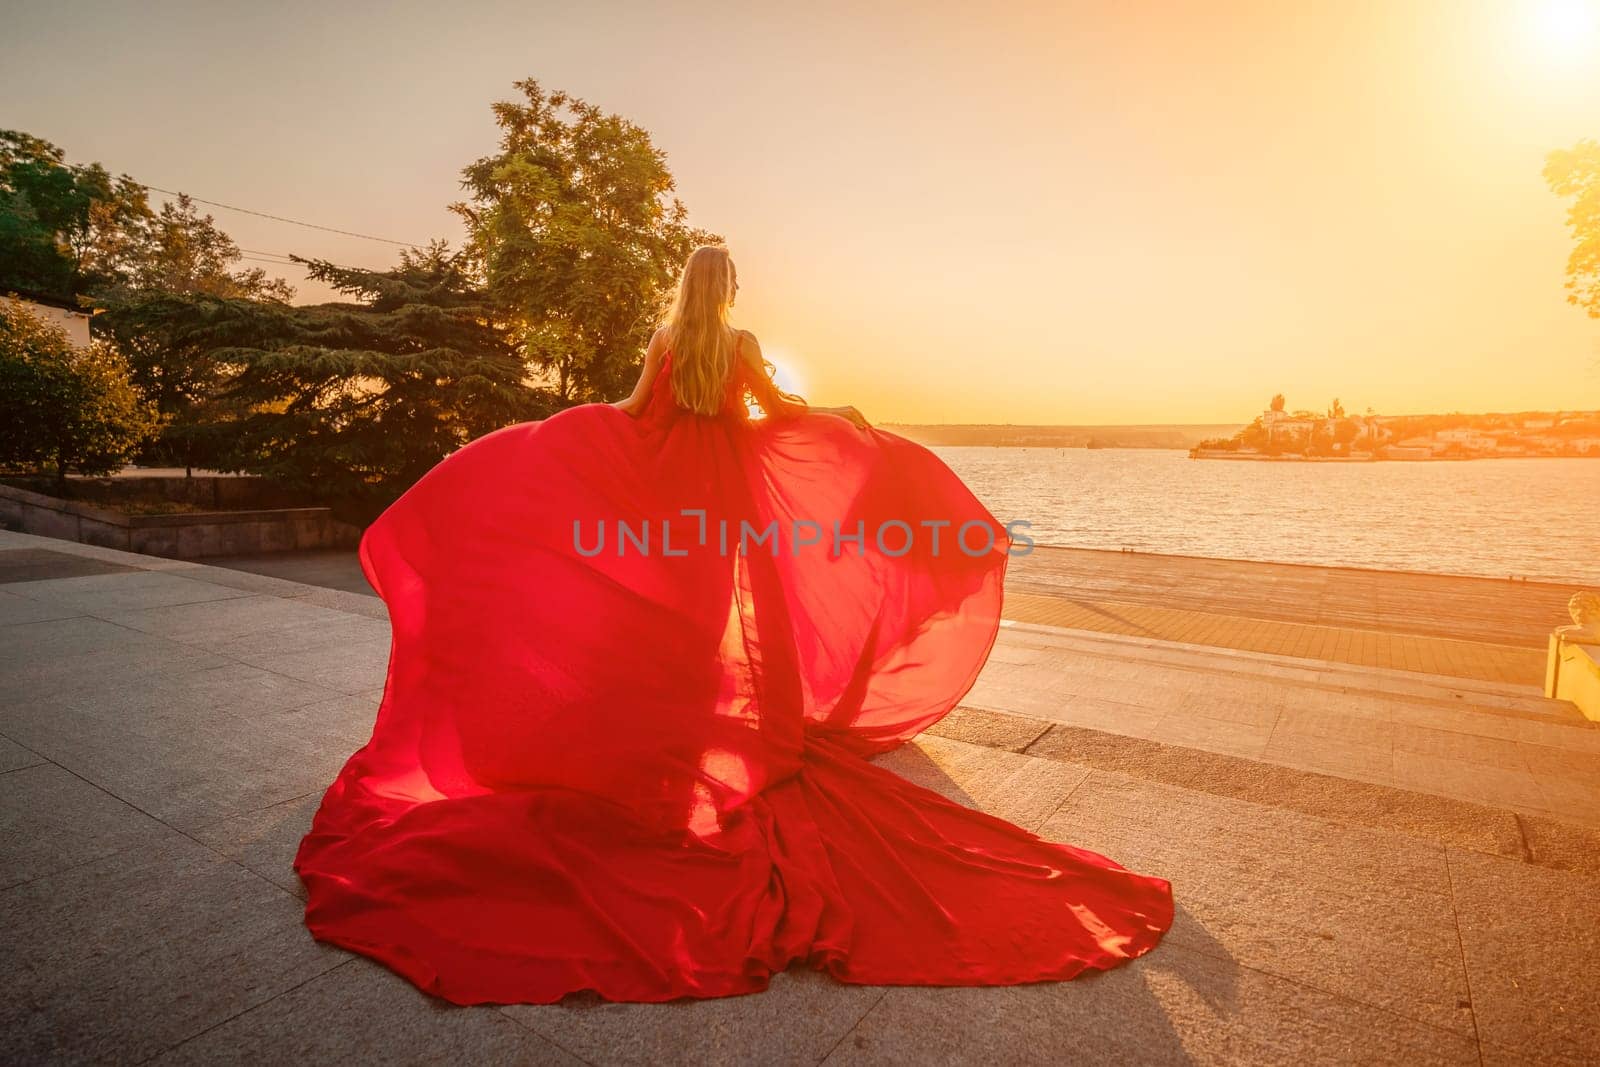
[761,346,808,399]
[1530,0,1599,60]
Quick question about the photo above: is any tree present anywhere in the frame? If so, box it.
[455,79,717,405]
[0,130,151,301]
[116,193,295,301]
[1328,398,1344,419]
[185,244,550,508]
[1269,393,1285,412]
[1546,140,1600,319]
[0,298,160,483]
[94,193,296,472]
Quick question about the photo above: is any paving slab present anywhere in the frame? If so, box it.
[504,966,882,1067]
[823,941,1478,1067]
[0,833,341,1063]
[1143,710,1274,760]
[0,531,194,572]
[206,549,378,597]
[925,705,1053,752]
[0,547,137,583]
[1387,700,1600,753]
[980,623,1597,819]
[1024,722,1535,862]
[1261,729,1395,786]
[155,959,582,1066]
[200,617,391,694]
[0,733,43,773]
[986,691,1166,740]
[0,616,233,707]
[1447,848,1600,1065]
[1038,773,1474,1035]
[872,734,1087,832]
[1008,545,1571,649]
[0,589,82,627]
[189,790,324,898]
[0,761,172,889]
[1393,750,1550,814]
[1,533,1594,1064]
[5,568,255,614]
[1,667,362,830]
[98,593,358,648]
[1393,722,1533,770]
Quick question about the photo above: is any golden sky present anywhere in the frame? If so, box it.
[4,0,1598,423]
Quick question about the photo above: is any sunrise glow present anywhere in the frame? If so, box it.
[1530,0,1599,62]
[5,2,1597,424]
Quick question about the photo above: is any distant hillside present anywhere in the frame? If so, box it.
[882,424,1246,449]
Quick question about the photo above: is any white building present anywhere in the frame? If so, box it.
[1435,428,1497,452]
[1,293,92,348]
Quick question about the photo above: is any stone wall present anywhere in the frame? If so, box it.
[0,482,361,559]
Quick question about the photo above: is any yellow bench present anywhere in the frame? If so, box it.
[1546,630,1600,721]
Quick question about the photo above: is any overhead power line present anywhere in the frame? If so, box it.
[137,182,424,248]
[21,154,432,247]
[239,248,300,263]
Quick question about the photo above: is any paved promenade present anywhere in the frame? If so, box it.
[3,531,1597,1064]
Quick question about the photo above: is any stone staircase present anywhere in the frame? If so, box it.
[4,529,1596,1065]
[881,667,1600,1063]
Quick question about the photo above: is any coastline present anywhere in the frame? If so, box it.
[1189,449,1599,462]
[1016,541,1589,592]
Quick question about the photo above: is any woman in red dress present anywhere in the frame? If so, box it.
[294,244,1172,1005]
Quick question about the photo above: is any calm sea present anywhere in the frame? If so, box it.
[930,447,1600,586]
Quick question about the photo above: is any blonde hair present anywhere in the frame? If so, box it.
[660,245,739,415]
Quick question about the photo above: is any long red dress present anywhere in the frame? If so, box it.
[294,339,1173,1005]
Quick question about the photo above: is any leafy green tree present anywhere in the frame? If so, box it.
[455,78,717,404]
[183,244,549,508]
[117,193,295,301]
[1269,393,1285,412]
[94,194,296,472]
[1545,140,1600,318]
[0,130,151,301]
[0,298,160,483]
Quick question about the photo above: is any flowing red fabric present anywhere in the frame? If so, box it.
[295,341,1173,1005]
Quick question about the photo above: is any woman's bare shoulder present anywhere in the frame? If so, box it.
[734,328,762,359]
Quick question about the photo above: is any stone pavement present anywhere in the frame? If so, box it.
[2,530,1597,1065]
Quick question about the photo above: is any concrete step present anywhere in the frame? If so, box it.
[924,704,1600,880]
[964,623,1600,829]
[998,618,1584,722]
[876,724,1600,1064]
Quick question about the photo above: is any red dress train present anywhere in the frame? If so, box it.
[294,341,1173,1004]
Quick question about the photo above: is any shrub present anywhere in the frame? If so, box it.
[0,298,161,483]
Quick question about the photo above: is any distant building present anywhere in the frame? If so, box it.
[1262,410,1317,435]
[1355,418,1393,445]
[1435,428,1497,452]
[1,292,91,348]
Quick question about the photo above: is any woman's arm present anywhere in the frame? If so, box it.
[740,331,870,428]
[612,328,668,417]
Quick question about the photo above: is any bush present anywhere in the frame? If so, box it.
[0,298,161,482]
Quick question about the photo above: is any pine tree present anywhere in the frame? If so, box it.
[151,244,549,507]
